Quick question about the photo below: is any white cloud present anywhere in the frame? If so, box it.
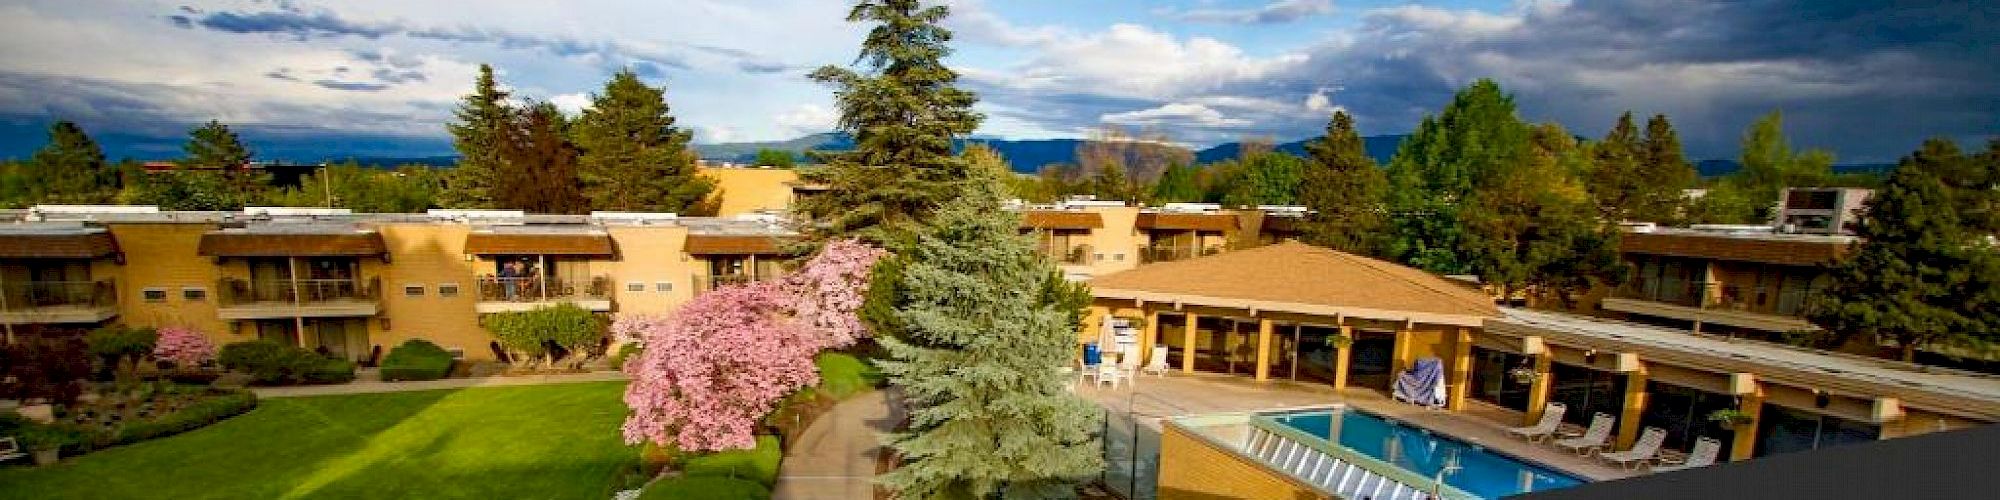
[1102,103,1251,129]
[973,23,1307,101]
[773,103,835,136]
[549,92,591,116]
[1167,0,1335,25]
[696,125,737,144]
[943,0,1066,47]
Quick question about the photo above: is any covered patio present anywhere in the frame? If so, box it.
[1080,241,1498,403]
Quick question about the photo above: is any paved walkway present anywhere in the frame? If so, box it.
[247,370,627,398]
[773,389,902,500]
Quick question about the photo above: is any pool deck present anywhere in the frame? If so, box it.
[1076,372,1641,483]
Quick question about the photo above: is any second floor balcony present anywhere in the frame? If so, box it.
[1141,245,1222,264]
[0,279,118,324]
[1039,244,1093,266]
[1604,278,1818,333]
[216,277,380,320]
[474,275,613,313]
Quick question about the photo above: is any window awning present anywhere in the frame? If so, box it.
[463,232,615,256]
[197,231,387,257]
[0,231,119,259]
[1020,211,1104,230]
[685,235,791,255]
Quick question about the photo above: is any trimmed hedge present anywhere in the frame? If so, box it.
[380,340,454,381]
[638,476,770,500]
[112,390,258,446]
[217,340,356,386]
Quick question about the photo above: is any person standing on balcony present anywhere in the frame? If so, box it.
[500,260,522,300]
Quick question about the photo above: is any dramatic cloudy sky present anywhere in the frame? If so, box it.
[0,0,1993,162]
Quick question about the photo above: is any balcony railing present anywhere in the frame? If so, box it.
[1615,276,1705,308]
[1712,284,1816,317]
[1043,244,1092,265]
[476,275,611,303]
[219,277,379,305]
[0,280,117,311]
[1140,245,1221,264]
[694,272,787,294]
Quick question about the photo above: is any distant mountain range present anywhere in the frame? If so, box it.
[691,132,1407,174]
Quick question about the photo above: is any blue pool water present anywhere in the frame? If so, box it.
[1273,409,1585,498]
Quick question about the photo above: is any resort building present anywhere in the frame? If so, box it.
[1016,199,1308,280]
[0,205,795,361]
[1074,241,2000,499]
[1593,223,1849,338]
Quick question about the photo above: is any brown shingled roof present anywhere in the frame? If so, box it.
[0,232,119,259]
[1621,232,1849,267]
[464,232,615,256]
[1089,241,1499,325]
[685,234,791,255]
[197,232,387,257]
[1137,212,1238,231]
[1020,211,1103,230]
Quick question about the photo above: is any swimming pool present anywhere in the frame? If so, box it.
[1271,408,1585,498]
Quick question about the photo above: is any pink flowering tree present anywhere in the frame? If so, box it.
[620,239,885,451]
[152,326,216,367]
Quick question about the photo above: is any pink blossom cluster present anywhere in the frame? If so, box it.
[620,239,884,451]
[152,326,216,366]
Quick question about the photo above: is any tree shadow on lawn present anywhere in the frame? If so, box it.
[0,382,637,500]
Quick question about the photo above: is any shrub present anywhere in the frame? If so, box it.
[86,326,158,377]
[218,340,354,386]
[638,476,770,500]
[610,343,642,370]
[485,303,607,366]
[380,339,454,381]
[112,390,257,445]
[1,336,93,406]
[152,327,217,368]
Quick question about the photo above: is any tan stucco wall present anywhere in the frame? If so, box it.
[374,224,486,358]
[1157,424,1329,500]
[700,167,799,217]
[107,223,233,341]
[1086,207,1144,276]
[600,225,696,316]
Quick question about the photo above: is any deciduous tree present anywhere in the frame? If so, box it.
[495,102,588,214]
[1382,79,1531,274]
[1151,162,1202,203]
[1693,111,1833,224]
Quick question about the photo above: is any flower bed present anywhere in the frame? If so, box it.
[3,382,257,461]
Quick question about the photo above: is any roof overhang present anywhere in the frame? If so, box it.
[1092,286,1489,327]
[463,232,615,256]
[1021,211,1104,230]
[0,231,120,259]
[1620,231,1849,266]
[197,231,387,257]
[684,234,792,255]
[1137,212,1238,231]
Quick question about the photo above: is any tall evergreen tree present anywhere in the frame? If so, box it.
[572,69,713,213]
[871,157,1102,499]
[1633,114,1696,222]
[1086,161,1135,202]
[1383,79,1531,273]
[1807,138,2000,361]
[1150,162,1201,203]
[27,121,117,204]
[443,64,512,208]
[180,120,268,207]
[1298,111,1387,254]
[1583,112,1644,221]
[799,0,983,243]
[495,102,588,214]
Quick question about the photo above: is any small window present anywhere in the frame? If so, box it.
[1094,253,1106,262]
[403,284,426,297]
[437,283,460,298]
[1113,253,1125,262]
[655,282,672,292]
[181,287,207,301]
[142,288,168,303]
[626,282,646,293]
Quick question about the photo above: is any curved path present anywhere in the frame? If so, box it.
[773,389,904,500]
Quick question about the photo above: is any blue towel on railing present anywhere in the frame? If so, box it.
[1393,357,1445,407]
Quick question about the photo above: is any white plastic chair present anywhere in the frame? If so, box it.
[1654,437,1723,473]
[1553,413,1616,455]
[0,437,23,462]
[1142,345,1170,377]
[1601,427,1669,470]
[1506,402,1568,442]
[1096,363,1124,389]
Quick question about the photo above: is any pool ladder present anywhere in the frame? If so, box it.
[1243,427,1437,500]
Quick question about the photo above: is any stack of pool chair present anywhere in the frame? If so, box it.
[1391,357,1446,409]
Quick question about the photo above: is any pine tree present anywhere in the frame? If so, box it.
[1383,79,1531,273]
[1299,111,1387,254]
[443,64,512,209]
[1584,111,1643,221]
[799,0,983,243]
[27,121,117,204]
[872,158,1102,499]
[1086,161,1133,202]
[1150,162,1201,203]
[1633,114,1696,223]
[180,120,268,208]
[572,69,713,213]
[494,102,588,214]
[1807,138,2000,361]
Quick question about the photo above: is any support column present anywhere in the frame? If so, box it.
[1524,352,1555,426]
[1446,327,1474,411]
[1254,317,1274,382]
[1181,312,1199,373]
[1390,327,1413,379]
[1333,325,1353,391]
[1615,368,1650,450]
[1729,390,1765,462]
[1140,309,1160,367]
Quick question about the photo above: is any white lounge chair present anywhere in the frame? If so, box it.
[1506,402,1568,443]
[1601,427,1668,471]
[1552,413,1616,455]
[1142,345,1171,377]
[1096,363,1125,389]
[1116,346,1142,386]
[1654,437,1723,473]
[0,437,22,462]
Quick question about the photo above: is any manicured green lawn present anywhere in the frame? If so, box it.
[814,352,883,401]
[0,381,638,500]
